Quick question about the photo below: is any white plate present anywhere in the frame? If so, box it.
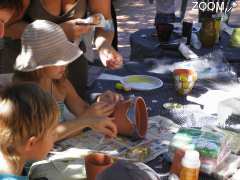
[121,75,163,91]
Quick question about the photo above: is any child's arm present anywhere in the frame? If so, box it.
[55,79,117,141]
[56,115,117,141]
[62,79,89,117]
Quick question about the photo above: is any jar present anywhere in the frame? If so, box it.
[200,17,221,48]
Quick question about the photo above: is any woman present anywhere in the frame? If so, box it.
[13,20,120,142]
[0,0,23,74]
[0,0,23,38]
[3,0,123,99]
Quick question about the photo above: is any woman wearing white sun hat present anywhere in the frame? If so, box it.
[13,20,121,141]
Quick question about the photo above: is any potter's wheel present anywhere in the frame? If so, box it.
[121,75,163,91]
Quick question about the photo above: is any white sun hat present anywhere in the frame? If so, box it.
[15,20,83,72]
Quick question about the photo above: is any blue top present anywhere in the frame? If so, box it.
[0,174,28,180]
[57,101,66,122]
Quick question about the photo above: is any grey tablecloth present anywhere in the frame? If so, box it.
[130,28,240,63]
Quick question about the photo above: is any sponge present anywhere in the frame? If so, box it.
[230,28,240,48]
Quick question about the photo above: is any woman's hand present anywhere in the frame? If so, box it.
[61,18,92,41]
[99,44,123,70]
[86,101,115,117]
[89,116,117,138]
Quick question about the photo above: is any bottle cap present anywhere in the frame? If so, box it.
[181,150,200,169]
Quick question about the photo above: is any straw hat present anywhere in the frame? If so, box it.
[15,20,83,72]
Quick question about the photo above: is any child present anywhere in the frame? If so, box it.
[0,82,59,179]
[13,20,119,142]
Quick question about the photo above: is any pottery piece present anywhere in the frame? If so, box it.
[113,97,148,139]
[97,95,148,139]
[173,68,197,95]
[85,153,113,180]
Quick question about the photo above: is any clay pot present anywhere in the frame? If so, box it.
[112,97,148,139]
[97,95,148,139]
[156,23,173,42]
[85,153,113,180]
[173,68,197,95]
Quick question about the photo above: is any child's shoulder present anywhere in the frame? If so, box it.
[54,78,71,90]
[53,78,73,98]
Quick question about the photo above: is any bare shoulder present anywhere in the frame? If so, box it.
[55,78,75,94]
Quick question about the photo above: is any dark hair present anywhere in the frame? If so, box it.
[0,0,23,14]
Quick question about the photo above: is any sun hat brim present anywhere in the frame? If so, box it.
[15,40,82,72]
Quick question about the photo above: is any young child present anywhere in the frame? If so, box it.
[13,20,119,142]
[0,82,59,179]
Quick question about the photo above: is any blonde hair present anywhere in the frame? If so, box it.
[0,82,59,167]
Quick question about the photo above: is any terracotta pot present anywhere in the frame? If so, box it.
[156,23,173,42]
[173,68,197,95]
[113,97,148,139]
[97,95,148,139]
[85,153,113,180]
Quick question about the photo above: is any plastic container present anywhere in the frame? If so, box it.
[180,150,200,180]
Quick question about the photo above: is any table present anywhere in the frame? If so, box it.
[130,28,240,65]
[87,60,240,180]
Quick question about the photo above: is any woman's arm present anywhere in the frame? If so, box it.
[88,0,123,69]
[88,0,113,49]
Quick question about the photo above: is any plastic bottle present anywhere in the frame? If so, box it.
[179,150,200,180]
[191,33,201,50]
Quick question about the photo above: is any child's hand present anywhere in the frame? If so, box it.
[87,102,115,117]
[89,116,117,138]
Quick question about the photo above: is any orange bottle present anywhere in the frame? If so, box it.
[180,150,200,180]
